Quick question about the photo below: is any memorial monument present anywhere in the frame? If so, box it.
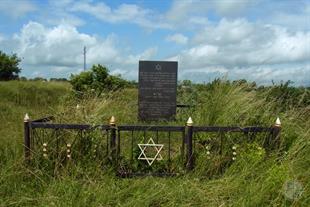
[138,60,178,121]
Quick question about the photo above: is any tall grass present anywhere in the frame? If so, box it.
[0,80,309,206]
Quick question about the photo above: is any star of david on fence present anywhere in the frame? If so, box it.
[138,138,164,166]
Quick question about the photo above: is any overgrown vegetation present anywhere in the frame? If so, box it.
[69,64,130,96]
[0,80,309,206]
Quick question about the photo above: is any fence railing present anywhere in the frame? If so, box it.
[23,114,281,176]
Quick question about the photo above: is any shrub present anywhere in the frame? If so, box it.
[0,51,21,81]
[70,64,128,95]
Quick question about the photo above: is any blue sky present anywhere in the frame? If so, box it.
[0,0,309,85]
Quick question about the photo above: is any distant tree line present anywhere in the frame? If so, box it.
[18,77,69,82]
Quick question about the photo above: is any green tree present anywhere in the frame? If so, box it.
[70,64,128,95]
[0,51,21,81]
[50,78,68,82]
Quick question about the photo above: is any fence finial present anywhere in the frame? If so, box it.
[109,116,116,125]
[186,117,193,126]
[275,117,281,127]
[24,113,30,122]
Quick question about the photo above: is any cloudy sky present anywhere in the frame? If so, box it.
[0,0,309,85]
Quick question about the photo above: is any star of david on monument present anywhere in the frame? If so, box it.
[138,138,164,166]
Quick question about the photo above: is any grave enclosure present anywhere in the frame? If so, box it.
[23,60,282,177]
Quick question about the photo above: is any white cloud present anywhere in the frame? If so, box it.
[48,0,74,7]
[213,0,256,16]
[31,70,43,77]
[124,47,158,65]
[50,66,72,72]
[229,64,310,85]
[188,16,209,25]
[0,34,4,42]
[0,21,158,78]
[70,2,171,29]
[0,0,37,18]
[169,18,310,85]
[1,21,121,77]
[166,0,199,23]
[269,3,310,31]
[0,1,309,85]
[45,12,85,27]
[193,18,256,46]
[164,0,256,27]
[184,19,310,68]
[179,63,310,86]
[12,22,102,67]
[166,33,188,45]
[38,0,85,27]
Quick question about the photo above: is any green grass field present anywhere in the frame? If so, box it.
[0,80,309,206]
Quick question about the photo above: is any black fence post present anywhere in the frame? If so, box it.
[186,117,194,171]
[109,116,117,162]
[24,113,31,161]
[272,117,281,149]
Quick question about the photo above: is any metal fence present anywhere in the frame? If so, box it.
[24,114,281,176]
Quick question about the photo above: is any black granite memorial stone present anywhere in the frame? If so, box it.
[138,60,178,121]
